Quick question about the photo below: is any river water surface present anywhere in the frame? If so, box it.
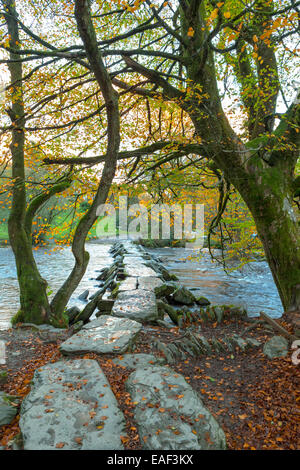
[0,243,282,330]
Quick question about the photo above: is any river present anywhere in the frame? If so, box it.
[0,242,282,330]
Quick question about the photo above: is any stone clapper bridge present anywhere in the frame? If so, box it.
[17,241,260,450]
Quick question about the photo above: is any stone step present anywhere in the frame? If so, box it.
[20,359,126,450]
[60,316,142,356]
[112,289,160,323]
[126,365,226,450]
[137,276,163,291]
[125,264,158,278]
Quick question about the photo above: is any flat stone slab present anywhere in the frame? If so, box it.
[111,353,166,369]
[138,277,164,292]
[112,290,159,323]
[123,256,147,265]
[60,316,142,355]
[126,365,226,450]
[20,359,126,450]
[125,265,158,278]
[118,277,138,292]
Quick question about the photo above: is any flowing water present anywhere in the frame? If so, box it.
[146,247,282,319]
[0,243,282,330]
[0,243,113,330]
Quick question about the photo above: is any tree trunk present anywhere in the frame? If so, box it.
[237,170,300,312]
[50,0,120,320]
[4,0,52,325]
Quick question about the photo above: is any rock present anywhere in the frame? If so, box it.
[245,337,261,348]
[89,289,104,301]
[37,324,67,334]
[204,307,216,322]
[126,365,226,450]
[118,277,138,292]
[155,319,173,329]
[72,321,83,333]
[73,296,99,323]
[199,308,210,323]
[65,306,81,324]
[224,305,248,320]
[145,260,162,273]
[193,334,212,355]
[154,283,177,299]
[138,277,163,292]
[19,360,126,450]
[123,256,146,265]
[116,271,127,281]
[125,265,158,278]
[196,296,211,306]
[168,343,186,360]
[160,267,178,281]
[183,337,203,356]
[0,393,19,426]
[211,338,227,354]
[222,336,234,352]
[157,300,179,325]
[214,306,224,323]
[111,353,165,369]
[78,290,89,301]
[96,299,115,314]
[184,335,204,356]
[112,290,159,323]
[96,267,109,281]
[230,335,248,352]
[152,339,175,364]
[60,316,142,355]
[171,286,196,306]
[263,335,289,359]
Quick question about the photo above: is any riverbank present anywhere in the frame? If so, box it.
[0,241,299,450]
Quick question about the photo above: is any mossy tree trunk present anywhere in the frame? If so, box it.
[50,0,120,320]
[182,1,300,312]
[3,0,52,324]
[235,163,300,312]
[3,0,74,326]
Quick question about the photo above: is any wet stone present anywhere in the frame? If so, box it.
[60,316,142,355]
[138,277,164,292]
[118,277,138,292]
[125,265,158,278]
[126,365,226,450]
[123,256,147,265]
[112,290,159,323]
[20,359,126,450]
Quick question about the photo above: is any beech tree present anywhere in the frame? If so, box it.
[0,0,120,324]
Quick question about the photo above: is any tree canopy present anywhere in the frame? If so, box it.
[0,0,299,324]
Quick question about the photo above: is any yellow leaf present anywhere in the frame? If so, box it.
[187,27,195,37]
